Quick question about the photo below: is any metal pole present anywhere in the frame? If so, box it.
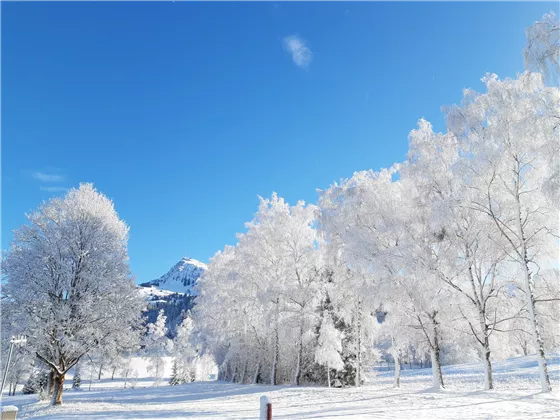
[1,342,15,397]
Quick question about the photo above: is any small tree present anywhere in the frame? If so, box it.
[315,313,344,388]
[121,357,134,389]
[170,315,197,385]
[72,364,81,390]
[22,369,49,398]
[144,309,170,386]
[169,360,182,386]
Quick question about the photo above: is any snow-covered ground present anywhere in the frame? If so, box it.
[3,355,559,419]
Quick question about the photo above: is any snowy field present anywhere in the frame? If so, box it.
[1,355,559,419]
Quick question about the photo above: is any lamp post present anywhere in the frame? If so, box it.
[1,335,27,397]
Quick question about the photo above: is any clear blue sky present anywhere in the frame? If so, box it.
[1,2,553,282]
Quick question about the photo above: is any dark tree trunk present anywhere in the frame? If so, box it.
[483,346,493,390]
[521,340,529,356]
[294,316,303,386]
[430,313,444,389]
[48,369,55,397]
[394,349,401,388]
[431,336,444,389]
[253,363,261,384]
[271,297,280,386]
[356,299,362,387]
[51,373,65,406]
[241,359,249,384]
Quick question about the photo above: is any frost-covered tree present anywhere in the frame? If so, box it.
[120,357,135,389]
[447,72,559,392]
[195,194,322,386]
[378,309,412,389]
[144,309,171,385]
[319,165,452,389]
[88,331,140,382]
[1,183,145,405]
[170,315,197,385]
[315,313,344,388]
[318,168,407,387]
[0,343,32,396]
[238,194,321,385]
[72,364,81,390]
[22,368,49,398]
[405,118,515,390]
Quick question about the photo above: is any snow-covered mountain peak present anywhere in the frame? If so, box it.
[140,256,207,295]
[176,256,207,271]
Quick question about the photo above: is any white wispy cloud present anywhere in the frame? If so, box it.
[283,35,312,69]
[39,186,68,193]
[33,172,65,183]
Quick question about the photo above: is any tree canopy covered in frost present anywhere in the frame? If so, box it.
[194,14,559,392]
[2,183,145,405]
[524,12,559,85]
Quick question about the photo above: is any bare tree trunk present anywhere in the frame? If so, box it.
[520,257,551,392]
[393,341,401,388]
[521,340,529,356]
[48,369,55,397]
[430,315,444,389]
[241,359,248,384]
[231,362,237,383]
[430,347,444,390]
[466,255,494,391]
[271,332,278,386]
[97,358,104,380]
[271,298,280,386]
[223,363,229,382]
[356,299,362,387]
[327,364,331,388]
[51,372,64,406]
[294,314,303,386]
[253,362,261,384]
[482,344,493,391]
[111,366,116,380]
[477,299,493,390]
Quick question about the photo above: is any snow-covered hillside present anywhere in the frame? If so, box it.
[140,257,207,296]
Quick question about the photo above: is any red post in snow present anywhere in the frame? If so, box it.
[267,402,272,420]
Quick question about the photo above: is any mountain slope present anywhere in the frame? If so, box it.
[138,257,207,336]
[140,257,207,296]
